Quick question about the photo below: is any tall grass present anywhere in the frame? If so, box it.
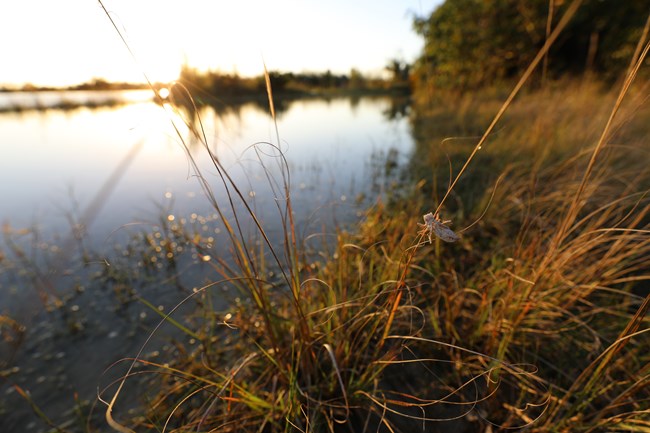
[403,71,650,431]
[93,75,650,432]
[92,3,650,431]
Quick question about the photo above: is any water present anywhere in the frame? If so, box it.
[0,90,413,431]
[0,89,153,112]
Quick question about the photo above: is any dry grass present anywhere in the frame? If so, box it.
[400,74,650,431]
[87,2,650,429]
[88,74,650,433]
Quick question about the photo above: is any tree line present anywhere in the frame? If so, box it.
[412,0,650,90]
[175,63,411,102]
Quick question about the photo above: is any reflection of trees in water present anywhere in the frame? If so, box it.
[167,89,296,148]
[367,147,401,198]
[381,96,411,121]
[349,95,361,112]
[169,85,292,115]
[168,93,412,150]
[347,95,413,121]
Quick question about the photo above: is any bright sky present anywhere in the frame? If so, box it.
[0,0,442,88]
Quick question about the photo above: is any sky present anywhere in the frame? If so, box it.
[0,0,442,88]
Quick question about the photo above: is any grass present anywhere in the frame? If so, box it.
[85,66,650,433]
[3,80,648,432]
[4,4,648,429]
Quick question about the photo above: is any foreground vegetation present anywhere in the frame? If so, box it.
[3,77,648,432]
[82,71,647,433]
[3,1,648,432]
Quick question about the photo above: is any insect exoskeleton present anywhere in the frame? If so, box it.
[419,212,460,243]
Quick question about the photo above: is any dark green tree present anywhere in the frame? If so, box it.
[413,0,649,90]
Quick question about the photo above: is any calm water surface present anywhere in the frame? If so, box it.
[0,90,413,431]
[1,91,409,238]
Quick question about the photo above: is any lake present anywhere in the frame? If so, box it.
[0,90,414,431]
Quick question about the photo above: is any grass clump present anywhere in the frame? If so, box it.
[99,73,650,432]
[92,4,649,429]
[401,73,650,431]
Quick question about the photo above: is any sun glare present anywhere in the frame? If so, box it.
[1,0,440,88]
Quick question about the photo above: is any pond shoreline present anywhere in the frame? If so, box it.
[0,93,414,432]
[0,86,411,114]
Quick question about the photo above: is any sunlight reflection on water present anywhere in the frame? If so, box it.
[0,93,411,243]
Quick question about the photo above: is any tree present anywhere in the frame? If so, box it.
[413,0,650,90]
[385,59,411,83]
[349,68,366,89]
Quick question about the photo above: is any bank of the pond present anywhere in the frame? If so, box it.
[121,81,650,432]
[3,82,649,432]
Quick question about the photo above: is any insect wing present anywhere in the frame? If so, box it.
[433,220,460,243]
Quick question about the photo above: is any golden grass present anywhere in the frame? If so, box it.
[86,1,650,429]
[91,77,648,432]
